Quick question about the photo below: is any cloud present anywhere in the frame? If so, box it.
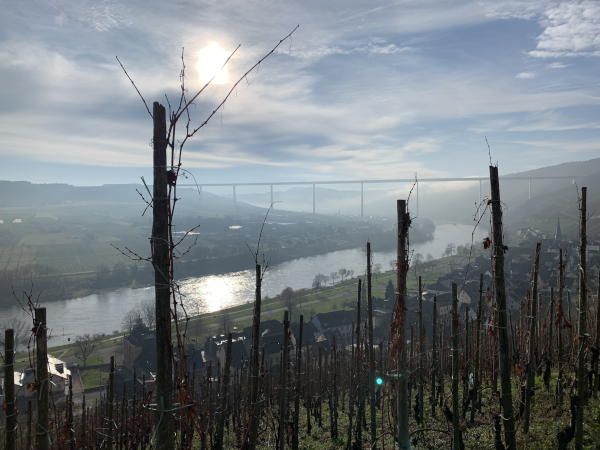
[516,72,536,78]
[481,1,549,20]
[546,62,570,68]
[510,139,600,152]
[0,0,599,185]
[529,0,600,58]
[508,121,600,131]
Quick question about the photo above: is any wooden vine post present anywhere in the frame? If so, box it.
[524,242,541,433]
[391,199,409,450]
[418,275,424,426]
[594,271,600,398]
[215,333,233,450]
[108,356,115,450]
[4,329,15,450]
[366,242,376,445]
[292,316,304,450]
[152,101,174,450]
[279,311,290,450]
[489,165,517,450]
[575,186,587,449]
[247,264,263,450]
[472,273,484,420]
[451,283,461,450]
[557,248,565,405]
[35,307,49,450]
[431,295,438,418]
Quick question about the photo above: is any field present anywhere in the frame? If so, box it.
[0,202,150,276]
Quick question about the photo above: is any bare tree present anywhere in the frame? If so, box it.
[312,273,327,292]
[122,308,142,332]
[329,271,339,285]
[389,259,396,272]
[444,243,456,257]
[373,263,382,280]
[73,333,103,367]
[138,298,156,328]
[348,269,355,279]
[338,268,348,282]
[412,253,423,279]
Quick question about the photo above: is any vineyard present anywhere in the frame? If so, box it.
[2,26,600,450]
[2,164,600,450]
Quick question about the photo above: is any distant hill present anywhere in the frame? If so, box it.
[0,181,266,217]
[506,171,600,239]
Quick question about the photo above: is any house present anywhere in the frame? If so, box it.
[123,323,157,378]
[311,310,355,345]
[217,338,248,370]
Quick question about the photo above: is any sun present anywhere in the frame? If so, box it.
[196,43,230,85]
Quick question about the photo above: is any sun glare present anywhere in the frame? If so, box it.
[196,43,230,85]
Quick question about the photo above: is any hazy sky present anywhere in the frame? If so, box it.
[1,0,599,187]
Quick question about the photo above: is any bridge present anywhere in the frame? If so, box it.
[180,175,584,217]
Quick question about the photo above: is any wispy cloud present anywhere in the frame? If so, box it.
[516,72,536,78]
[481,1,549,20]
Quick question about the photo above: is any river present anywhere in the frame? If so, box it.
[1,222,487,347]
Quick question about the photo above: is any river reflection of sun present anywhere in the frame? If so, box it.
[182,274,253,314]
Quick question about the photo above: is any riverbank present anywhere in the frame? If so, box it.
[1,230,437,308]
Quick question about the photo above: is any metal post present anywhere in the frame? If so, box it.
[313,183,316,214]
[361,183,364,217]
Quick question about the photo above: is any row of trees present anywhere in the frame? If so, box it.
[311,268,356,291]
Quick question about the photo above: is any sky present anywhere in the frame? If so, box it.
[0,0,599,190]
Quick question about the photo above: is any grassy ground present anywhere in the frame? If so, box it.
[80,368,110,390]
[215,371,600,449]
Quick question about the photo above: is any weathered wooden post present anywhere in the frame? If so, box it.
[366,242,376,445]
[69,375,74,450]
[472,273,483,420]
[292,316,303,450]
[248,263,263,450]
[431,295,438,418]
[575,186,587,449]
[524,242,541,434]
[557,248,565,406]
[546,287,554,392]
[108,356,115,450]
[418,275,424,426]
[392,199,409,450]
[215,333,232,450]
[489,165,516,450]
[35,307,49,450]
[594,272,600,398]
[152,101,174,450]
[279,311,290,450]
[451,283,461,450]
[4,329,15,450]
